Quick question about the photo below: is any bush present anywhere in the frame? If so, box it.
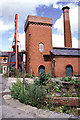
[61,77,80,84]
[0,64,2,73]
[10,79,47,108]
[9,68,23,78]
[34,71,51,86]
[10,79,24,99]
[24,84,47,108]
[2,73,8,77]
[25,73,35,78]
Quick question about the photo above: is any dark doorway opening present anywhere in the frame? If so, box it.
[66,65,73,77]
[38,65,45,74]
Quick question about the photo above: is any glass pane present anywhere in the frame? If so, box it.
[39,43,44,52]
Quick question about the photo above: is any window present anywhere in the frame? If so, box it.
[39,43,44,52]
[3,66,7,73]
[3,58,7,63]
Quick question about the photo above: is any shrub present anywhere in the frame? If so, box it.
[34,71,51,86]
[61,77,68,82]
[10,79,24,99]
[2,73,8,77]
[9,68,23,78]
[25,73,35,78]
[61,77,80,84]
[24,84,47,108]
[10,79,47,108]
[0,64,2,73]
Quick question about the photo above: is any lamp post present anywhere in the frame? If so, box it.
[22,61,25,92]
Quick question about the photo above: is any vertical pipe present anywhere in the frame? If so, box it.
[15,14,18,70]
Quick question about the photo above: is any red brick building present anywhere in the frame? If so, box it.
[24,6,80,77]
[24,15,53,76]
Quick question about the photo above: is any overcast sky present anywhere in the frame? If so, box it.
[0,0,80,51]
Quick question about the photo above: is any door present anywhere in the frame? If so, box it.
[3,66,7,74]
[38,65,45,74]
[66,65,73,77]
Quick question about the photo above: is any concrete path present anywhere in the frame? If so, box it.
[0,75,80,119]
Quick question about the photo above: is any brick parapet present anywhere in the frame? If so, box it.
[24,15,53,32]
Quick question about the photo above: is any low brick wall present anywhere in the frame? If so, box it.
[53,97,80,106]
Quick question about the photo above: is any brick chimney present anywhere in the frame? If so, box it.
[62,6,72,47]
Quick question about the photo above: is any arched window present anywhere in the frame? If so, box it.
[66,65,73,77]
[38,65,45,74]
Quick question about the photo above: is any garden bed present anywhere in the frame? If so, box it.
[10,73,80,116]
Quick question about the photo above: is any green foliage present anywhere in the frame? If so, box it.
[0,64,2,73]
[61,77,80,84]
[61,77,68,82]
[34,71,51,86]
[10,79,24,99]
[25,73,35,78]
[54,105,78,115]
[24,85,47,108]
[10,73,79,116]
[2,73,8,77]
[10,79,47,108]
[9,68,23,78]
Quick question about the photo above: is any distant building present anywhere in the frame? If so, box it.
[0,51,8,73]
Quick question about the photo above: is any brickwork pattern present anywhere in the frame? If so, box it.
[53,56,79,77]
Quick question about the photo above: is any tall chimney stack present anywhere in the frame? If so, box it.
[62,6,72,47]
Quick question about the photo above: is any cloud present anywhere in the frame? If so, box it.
[52,34,64,47]
[54,15,63,34]
[1,1,78,33]
[72,37,78,48]
[52,34,78,48]
[1,0,60,25]
[53,3,78,36]
[0,20,14,32]
[8,32,25,50]
[18,33,25,50]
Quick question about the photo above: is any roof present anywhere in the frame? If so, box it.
[0,51,8,57]
[24,15,53,31]
[50,47,80,56]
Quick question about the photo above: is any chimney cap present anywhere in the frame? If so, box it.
[62,6,70,11]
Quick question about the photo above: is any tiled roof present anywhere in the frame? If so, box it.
[50,47,80,56]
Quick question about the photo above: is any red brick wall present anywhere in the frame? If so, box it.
[25,16,53,76]
[53,56,79,77]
